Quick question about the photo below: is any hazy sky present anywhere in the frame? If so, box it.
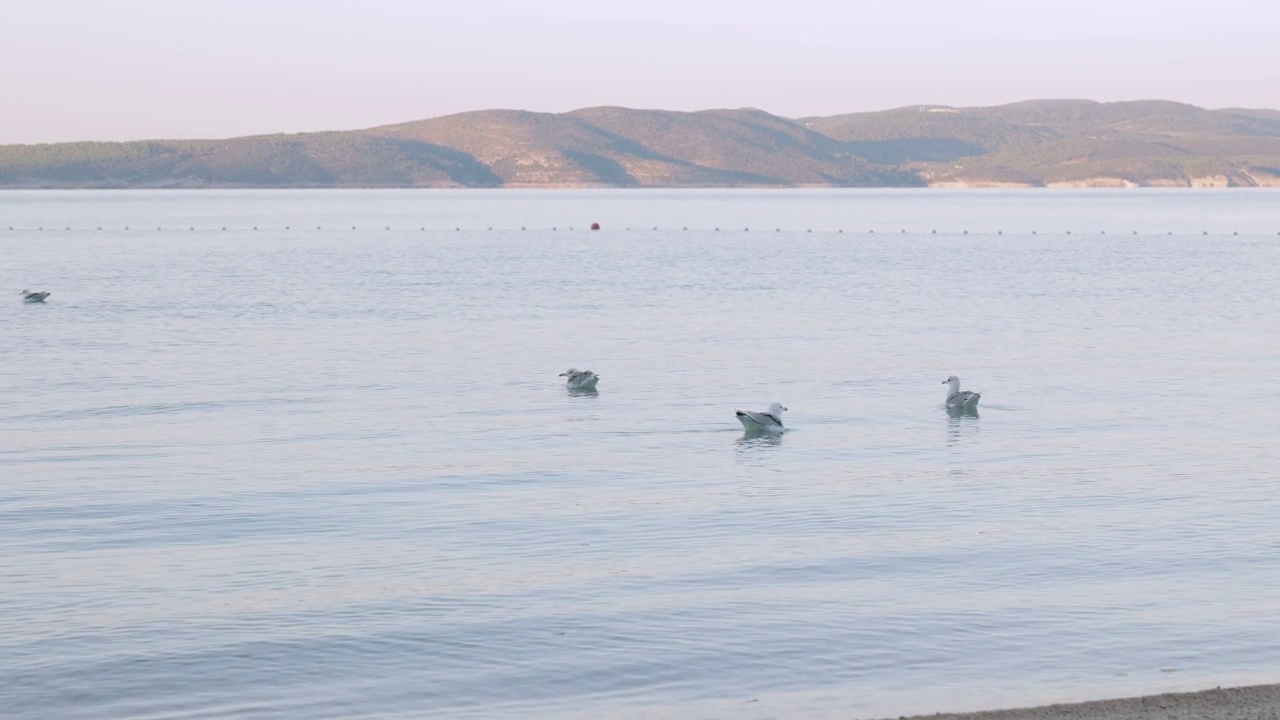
[4,0,1278,144]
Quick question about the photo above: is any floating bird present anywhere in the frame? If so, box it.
[943,375,981,408]
[559,368,600,390]
[736,402,787,433]
[20,290,50,303]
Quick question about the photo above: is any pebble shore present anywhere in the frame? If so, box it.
[890,685,1280,720]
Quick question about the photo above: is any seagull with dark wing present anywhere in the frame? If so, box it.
[943,375,981,408]
[559,368,600,390]
[736,402,787,433]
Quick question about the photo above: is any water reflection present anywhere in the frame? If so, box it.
[735,431,784,452]
[944,404,979,444]
[567,387,599,398]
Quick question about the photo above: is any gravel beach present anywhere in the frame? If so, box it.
[891,685,1280,720]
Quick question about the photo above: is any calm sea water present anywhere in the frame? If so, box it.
[3,189,1279,720]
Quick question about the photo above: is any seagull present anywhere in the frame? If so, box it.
[736,402,787,433]
[20,290,50,303]
[559,368,600,390]
[943,375,981,408]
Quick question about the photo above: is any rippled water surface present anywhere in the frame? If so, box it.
[3,189,1279,719]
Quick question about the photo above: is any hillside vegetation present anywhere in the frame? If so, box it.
[3,100,1280,188]
[805,100,1280,187]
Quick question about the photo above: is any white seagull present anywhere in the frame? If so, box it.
[943,375,981,408]
[736,402,787,433]
[20,290,50,303]
[559,368,600,390]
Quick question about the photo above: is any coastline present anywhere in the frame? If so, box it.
[3,182,1280,190]
[927,175,1280,189]
[888,684,1280,720]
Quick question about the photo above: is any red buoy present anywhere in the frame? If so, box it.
[590,222,600,231]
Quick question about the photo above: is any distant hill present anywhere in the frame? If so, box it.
[804,99,1280,187]
[3,100,1280,188]
[368,107,910,187]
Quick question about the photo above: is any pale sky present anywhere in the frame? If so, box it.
[4,0,1278,144]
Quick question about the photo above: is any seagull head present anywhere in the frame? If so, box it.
[943,375,960,385]
[768,402,788,416]
[559,368,578,377]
